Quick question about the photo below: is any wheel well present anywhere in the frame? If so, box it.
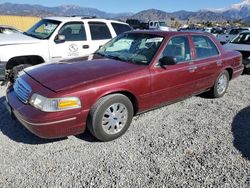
[6,56,45,70]
[104,91,138,115]
[225,68,233,80]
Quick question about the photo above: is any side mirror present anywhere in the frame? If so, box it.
[55,34,66,43]
[159,56,177,66]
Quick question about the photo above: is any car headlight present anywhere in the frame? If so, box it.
[29,93,81,112]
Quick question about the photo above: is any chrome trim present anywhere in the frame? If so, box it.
[13,78,32,104]
[13,110,77,126]
[234,68,244,73]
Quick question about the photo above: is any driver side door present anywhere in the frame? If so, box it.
[150,35,196,107]
[49,22,92,62]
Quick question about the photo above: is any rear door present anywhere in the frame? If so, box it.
[189,35,221,92]
[87,21,114,52]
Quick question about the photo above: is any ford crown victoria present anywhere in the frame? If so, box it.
[6,31,243,141]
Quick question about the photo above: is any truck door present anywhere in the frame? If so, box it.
[49,22,92,62]
[86,21,114,53]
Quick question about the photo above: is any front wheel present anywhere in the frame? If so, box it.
[8,64,31,83]
[87,94,134,142]
[210,70,229,98]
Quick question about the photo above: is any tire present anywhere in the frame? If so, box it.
[209,70,229,98]
[87,94,134,142]
[245,67,250,75]
[9,64,31,83]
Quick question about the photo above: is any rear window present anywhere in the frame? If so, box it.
[192,35,219,59]
[111,23,131,35]
[89,22,112,40]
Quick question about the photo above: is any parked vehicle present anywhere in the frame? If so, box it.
[224,31,250,74]
[0,16,132,82]
[149,21,176,31]
[5,31,243,141]
[0,25,22,34]
[217,28,250,44]
[126,19,148,30]
[204,27,226,36]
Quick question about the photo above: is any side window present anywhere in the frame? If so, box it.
[162,36,191,63]
[59,22,86,41]
[111,23,131,35]
[192,35,219,59]
[89,22,112,40]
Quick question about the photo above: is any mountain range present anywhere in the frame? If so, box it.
[1,1,250,23]
[0,3,132,18]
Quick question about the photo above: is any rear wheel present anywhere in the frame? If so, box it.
[87,94,134,142]
[209,70,229,98]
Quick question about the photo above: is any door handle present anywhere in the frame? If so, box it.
[189,66,197,72]
[82,45,89,49]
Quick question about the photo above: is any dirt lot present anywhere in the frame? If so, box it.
[0,75,250,188]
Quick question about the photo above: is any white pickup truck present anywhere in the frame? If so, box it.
[0,16,131,82]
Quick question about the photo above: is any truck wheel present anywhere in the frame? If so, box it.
[209,70,229,98]
[87,94,134,142]
[9,64,31,83]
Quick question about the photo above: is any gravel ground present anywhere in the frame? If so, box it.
[0,75,250,188]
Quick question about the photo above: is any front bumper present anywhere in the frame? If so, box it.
[0,61,7,81]
[6,87,88,139]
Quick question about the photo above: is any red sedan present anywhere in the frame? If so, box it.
[6,31,243,141]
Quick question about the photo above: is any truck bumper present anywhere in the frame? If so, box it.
[0,61,6,81]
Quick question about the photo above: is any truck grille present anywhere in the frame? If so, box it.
[13,78,32,104]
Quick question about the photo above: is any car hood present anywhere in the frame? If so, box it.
[24,55,143,92]
[0,33,40,46]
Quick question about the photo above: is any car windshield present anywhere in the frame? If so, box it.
[96,33,164,65]
[24,19,61,39]
[230,32,250,44]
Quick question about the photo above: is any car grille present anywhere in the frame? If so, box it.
[13,78,32,104]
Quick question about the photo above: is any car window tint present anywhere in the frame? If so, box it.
[59,22,86,41]
[162,36,191,63]
[111,23,131,35]
[89,22,112,40]
[192,35,219,59]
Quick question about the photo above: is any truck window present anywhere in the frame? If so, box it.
[59,22,86,41]
[89,22,112,40]
[111,23,131,35]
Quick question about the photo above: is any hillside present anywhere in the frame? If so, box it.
[1,1,250,23]
[0,3,132,18]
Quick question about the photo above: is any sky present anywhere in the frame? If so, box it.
[0,0,245,13]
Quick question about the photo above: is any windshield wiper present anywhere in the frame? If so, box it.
[23,32,41,39]
[96,52,124,61]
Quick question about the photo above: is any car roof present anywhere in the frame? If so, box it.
[128,30,207,37]
[238,30,250,34]
[43,16,128,25]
